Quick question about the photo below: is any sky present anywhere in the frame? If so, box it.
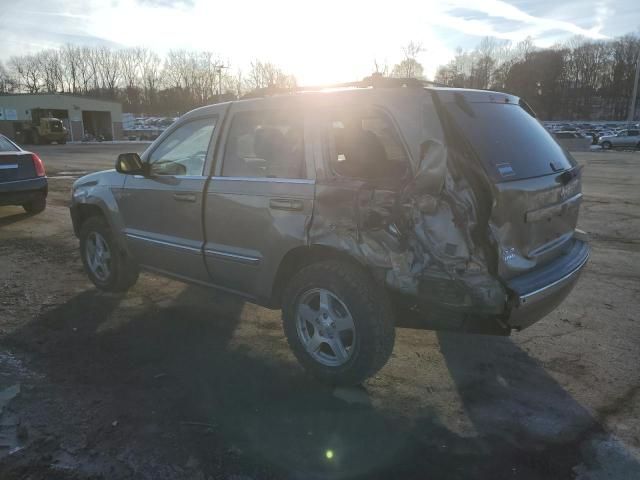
[0,0,639,85]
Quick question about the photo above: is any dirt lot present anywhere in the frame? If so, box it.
[0,145,639,479]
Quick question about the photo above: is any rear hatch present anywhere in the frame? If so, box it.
[436,91,582,280]
[0,152,37,183]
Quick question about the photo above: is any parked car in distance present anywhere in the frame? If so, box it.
[553,131,592,151]
[598,129,640,149]
[70,82,590,385]
[0,134,47,214]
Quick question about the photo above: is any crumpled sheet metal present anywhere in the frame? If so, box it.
[309,140,506,312]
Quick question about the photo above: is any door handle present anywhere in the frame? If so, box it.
[173,192,197,203]
[269,198,304,211]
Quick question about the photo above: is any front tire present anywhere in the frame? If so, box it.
[601,141,612,150]
[79,216,139,292]
[282,261,395,385]
[22,194,46,214]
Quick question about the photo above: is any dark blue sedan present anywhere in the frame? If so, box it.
[0,134,47,214]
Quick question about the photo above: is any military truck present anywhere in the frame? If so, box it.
[15,109,67,145]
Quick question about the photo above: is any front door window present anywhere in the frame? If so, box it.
[149,118,216,176]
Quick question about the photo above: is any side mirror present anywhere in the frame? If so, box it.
[116,153,146,175]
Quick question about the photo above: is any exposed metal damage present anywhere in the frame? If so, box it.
[309,138,508,324]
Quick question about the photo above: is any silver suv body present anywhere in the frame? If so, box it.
[70,86,590,384]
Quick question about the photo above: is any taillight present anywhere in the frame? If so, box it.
[31,153,45,177]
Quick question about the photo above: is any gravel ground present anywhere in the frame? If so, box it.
[0,145,638,479]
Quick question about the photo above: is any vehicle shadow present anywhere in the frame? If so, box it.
[0,209,30,227]
[435,331,640,478]
[2,286,639,479]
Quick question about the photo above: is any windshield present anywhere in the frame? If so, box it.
[49,120,63,132]
[442,99,576,182]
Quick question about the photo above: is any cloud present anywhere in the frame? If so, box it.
[136,0,194,7]
[431,0,610,42]
[19,10,91,19]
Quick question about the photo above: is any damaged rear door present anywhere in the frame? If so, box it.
[309,104,414,278]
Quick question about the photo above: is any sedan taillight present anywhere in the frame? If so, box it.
[31,153,46,177]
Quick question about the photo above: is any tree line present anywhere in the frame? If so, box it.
[1,35,638,120]
[0,43,424,116]
[0,46,297,115]
[434,34,640,120]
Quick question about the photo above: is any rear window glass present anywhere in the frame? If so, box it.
[442,99,575,182]
[0,136,18,152]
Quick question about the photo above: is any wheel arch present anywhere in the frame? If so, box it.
[71,195,130,255]
[72,203,106,235]
[269,244,378,308]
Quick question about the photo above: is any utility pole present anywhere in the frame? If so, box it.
[214,64,229,102]
[628,50,640,122]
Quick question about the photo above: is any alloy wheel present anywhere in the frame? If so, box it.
[85,231,112,282]
[295,288,357,367]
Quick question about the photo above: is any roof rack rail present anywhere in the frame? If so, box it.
[240,74,449,99]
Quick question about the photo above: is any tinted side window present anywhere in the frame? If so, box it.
[0,136,18,152]
[149,117,216,176]
[629,130,639,136]
[328,109,409,180]
[222,110,305,179]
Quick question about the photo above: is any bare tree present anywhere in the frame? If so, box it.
[232,69,244,97]
[74,46,95,93]
[392,41,425,79]
[61,44,81,93]
[513,37,536,61]
[245,60,296,91]
[8,54,42,92]
[140,49,161,105]
[36,50,65,93]
[373,59,389,77]
[85,47,102,91]
[96,46,121,96]
[120,48,142,89]
[0,61,17,93]
[465,37,502,89]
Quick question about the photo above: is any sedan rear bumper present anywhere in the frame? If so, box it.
[506,237,590,329]
[0,177,48,206]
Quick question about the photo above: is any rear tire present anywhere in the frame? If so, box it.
[282,260,395,386]
[601,141,612,150]
[79,216,139,292]
[22,194,46,214]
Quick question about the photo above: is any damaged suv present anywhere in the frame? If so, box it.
[70,83,590,385]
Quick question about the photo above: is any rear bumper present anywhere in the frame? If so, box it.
[0,177,48,206]
[506,238,590,329]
